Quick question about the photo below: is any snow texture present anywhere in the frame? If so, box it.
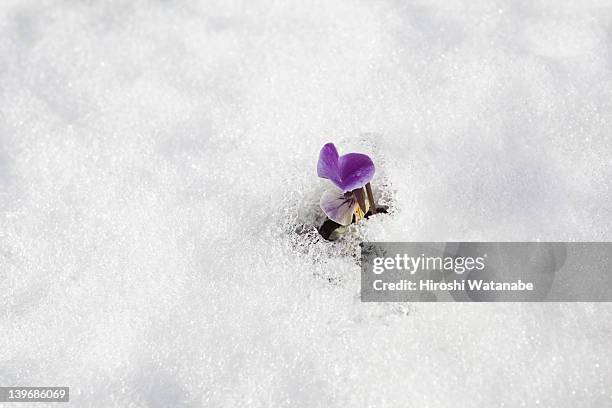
[0,0,611,406]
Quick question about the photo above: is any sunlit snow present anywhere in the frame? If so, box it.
[0,0,611,406]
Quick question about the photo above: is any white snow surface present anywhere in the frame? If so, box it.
[1,0,611,406]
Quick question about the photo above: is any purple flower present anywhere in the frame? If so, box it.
[317,143,376,226]
[317,143,375,192]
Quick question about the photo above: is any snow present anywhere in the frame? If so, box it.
[0,0,611,406]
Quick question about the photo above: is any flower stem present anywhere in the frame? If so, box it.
[365,182,376,214]
[353,187,367,215]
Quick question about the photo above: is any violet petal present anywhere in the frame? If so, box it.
[316,143,341,185]
[320,189,357,226]
[317,143,376,192]
[337,153,375,191]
